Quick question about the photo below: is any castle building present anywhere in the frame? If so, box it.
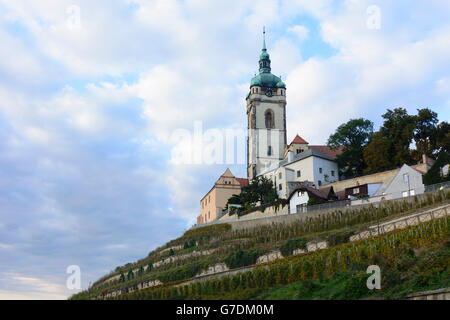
[196,31,434,224]
[197,168,248,224]
[197,31,343,224]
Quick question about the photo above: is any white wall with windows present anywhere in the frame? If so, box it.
[376,164,425,199]
[289,189,310,213]
[260,152,338,199]
[285,154,338,188]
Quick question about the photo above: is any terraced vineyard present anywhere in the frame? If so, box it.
[70,190,450,300]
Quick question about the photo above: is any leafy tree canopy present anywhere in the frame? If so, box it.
[364,108,417,173]
[423,152,450,185]
[414,108,438,157]
[435,121,450,155]
[227,176,278,213]
[327,118,374,178]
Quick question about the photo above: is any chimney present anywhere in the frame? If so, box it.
[288,150,294,163]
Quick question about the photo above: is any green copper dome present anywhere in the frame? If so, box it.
[250,73,285,88]
[250,29,286,89]
[276,80,286,88]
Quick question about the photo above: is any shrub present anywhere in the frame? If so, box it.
[327,231,354,247]
[280,238,307,257]
[224,249,261,269]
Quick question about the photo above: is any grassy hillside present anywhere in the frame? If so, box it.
[70,190,450,300]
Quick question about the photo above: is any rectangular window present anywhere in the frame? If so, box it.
[410,189,415,196]
[279,172,282,179]
[403,173,409,183]
[279,184,282,191]
[319,168,323,174]
[353,188,359,194]
[331,170,335,177]
[402,191,408,198]
[268,146,272,156]
[318,180,322,186]
[297,170,301,178]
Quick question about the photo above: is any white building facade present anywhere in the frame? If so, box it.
[260,149,339,199]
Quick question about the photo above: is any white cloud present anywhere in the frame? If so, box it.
[288,25,309,42]
[1,0,450,300]
[284,1,450,143]
[0,273,69,300]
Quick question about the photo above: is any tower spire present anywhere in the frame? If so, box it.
[259,26,271,74]
[263,26,266,50]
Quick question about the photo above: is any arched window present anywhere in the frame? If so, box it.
[265,109,274,129]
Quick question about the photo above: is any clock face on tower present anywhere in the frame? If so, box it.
[265,88,273,97]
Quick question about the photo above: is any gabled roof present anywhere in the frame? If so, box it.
[290,134,309,145]
[291,148,334,162]
[308,145,344,160]
[287,185,329,201]
[219,168,234,179]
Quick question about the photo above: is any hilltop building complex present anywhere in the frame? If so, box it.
[197,31,432,225]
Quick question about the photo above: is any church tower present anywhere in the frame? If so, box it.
[247,29,287,180]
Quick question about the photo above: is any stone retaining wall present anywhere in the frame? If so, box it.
[197,263,229,277]
[406,287,450,300]
[256,250,283,264]
[350,204,449,242]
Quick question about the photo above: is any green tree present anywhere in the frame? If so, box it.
[146,262,153,273]
[127,269,134,281]
[224,249,261,269]
[414,108,439,157]
[327,118,374,178]
[119,273,125,282]
[363,131,394,173]
[228,176,278,211]
[364,108,417,173]
[423,152,450,185]
[138,265,144,277]
[169,248,175,256]
[435,121,450,155]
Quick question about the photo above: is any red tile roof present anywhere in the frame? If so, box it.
[290,134,309,145]
[288,185,329,201]
[236,178,248,187]
[308,145,344,160]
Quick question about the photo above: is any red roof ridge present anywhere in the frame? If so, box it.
[308,145,344,160]
[290,134,308,145]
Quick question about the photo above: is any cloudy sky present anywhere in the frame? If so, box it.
[0,0,449,299]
